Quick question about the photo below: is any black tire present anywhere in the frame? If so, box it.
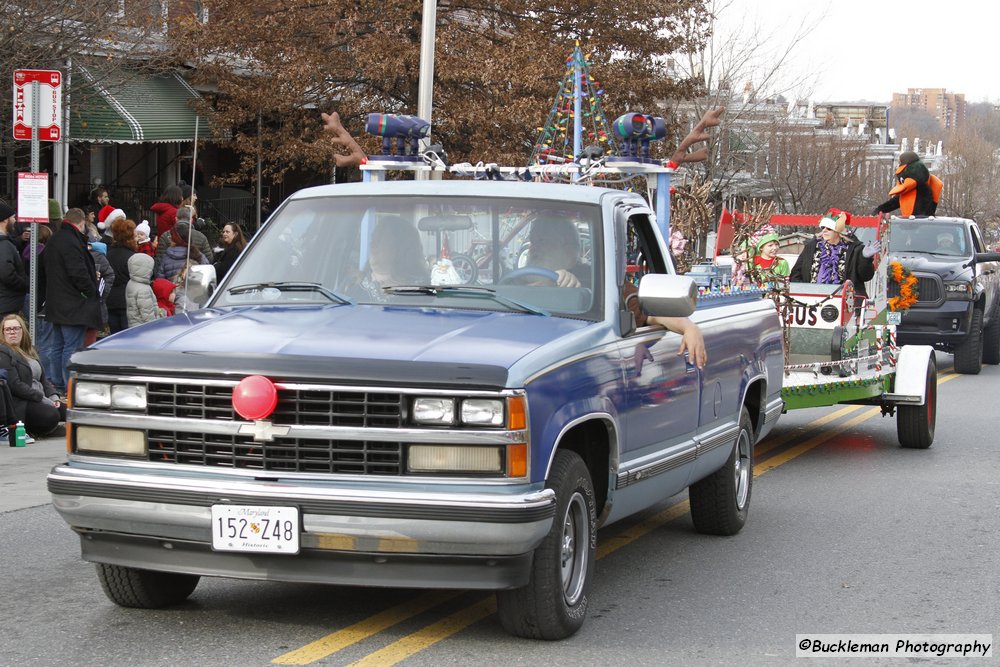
[449,253,479,285]
[897,354,937,449]
[954,307,984,374]
[982,311,1000,365]
[689,407,753,536]
[96,563,199,608]
[496,450,596,640]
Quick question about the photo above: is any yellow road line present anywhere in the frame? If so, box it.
[348,598,497,667]
[277,370,959,665]
[271,591,460,665]
[756,404,862,456]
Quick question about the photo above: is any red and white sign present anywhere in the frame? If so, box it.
[13,69,62,141]
[16,173,50,223]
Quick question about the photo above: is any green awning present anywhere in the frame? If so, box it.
[70,67,203,143]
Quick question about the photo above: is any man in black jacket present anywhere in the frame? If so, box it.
[42,207,101,393]
[790,208,877,297]
[0,201,28,318]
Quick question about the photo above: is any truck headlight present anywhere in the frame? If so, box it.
[460,399,504,426]
[74,382,147,410]
[408,445,502,473]
[76,426,146,456]
[412,397,455,425]
[944,281,973,299]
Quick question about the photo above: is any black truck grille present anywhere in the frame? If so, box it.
[148,430,404,475]
[144,382,407,474]
[147,382,405,427]
[887,275,941,302]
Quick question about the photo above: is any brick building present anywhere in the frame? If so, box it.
[891,88,966,131]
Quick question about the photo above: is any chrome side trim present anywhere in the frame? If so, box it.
[696,425,739,456]
[616,445,697,489]
[764,399,784,425]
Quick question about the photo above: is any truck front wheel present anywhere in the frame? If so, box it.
[954,307,984,374]
[96,563,199,608]
[496,450,596,640]
[982,311,1000,365]
[689,407,753,536]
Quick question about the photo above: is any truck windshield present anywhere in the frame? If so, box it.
[889,221,969,257]
[212,195,603,319]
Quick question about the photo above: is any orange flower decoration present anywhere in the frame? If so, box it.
[888,261,919,311]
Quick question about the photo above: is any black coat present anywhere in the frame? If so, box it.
[106,244,134,311]
[790,236,876,297]
[42,222,101,328]
[212,244,241,280]
[0,233,27,314]
[0,346,57,422]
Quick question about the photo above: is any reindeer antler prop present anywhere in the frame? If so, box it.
[669,107,725,165]
[321,111,368,168]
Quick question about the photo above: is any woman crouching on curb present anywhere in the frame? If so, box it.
[0,314,66,438]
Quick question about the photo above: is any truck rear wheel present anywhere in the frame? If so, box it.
[96,563,199,608]
[954,307,983,374]
[982,311,1000,365]
[689,407,753,536]
[897,355,937,449]
[496,450,595,640]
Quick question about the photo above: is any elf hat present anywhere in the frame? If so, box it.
[756,232,780,251]
[818,208,851,234]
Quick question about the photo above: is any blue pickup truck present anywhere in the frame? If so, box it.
[49,179,784,639]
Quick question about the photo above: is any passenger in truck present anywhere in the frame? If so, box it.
[346,217,429,301]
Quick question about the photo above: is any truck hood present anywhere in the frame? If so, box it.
[74,304,593,387]
[889,253,973,281]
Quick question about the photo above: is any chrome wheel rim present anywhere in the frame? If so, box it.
[734,429,751,510]
[560,492,589,606]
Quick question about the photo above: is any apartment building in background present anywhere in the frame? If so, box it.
[891,88,966,131]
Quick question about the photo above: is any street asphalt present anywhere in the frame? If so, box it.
[0,433,68,514]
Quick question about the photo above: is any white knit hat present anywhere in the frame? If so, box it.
[135,220,151,238]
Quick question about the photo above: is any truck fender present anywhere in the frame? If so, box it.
[893,345,935,405]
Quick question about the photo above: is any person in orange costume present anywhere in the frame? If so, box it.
[872,151,942,217]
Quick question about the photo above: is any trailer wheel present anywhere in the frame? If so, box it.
[96,563,199,608]
[496,450,595,639]
[689,407,753,536]
[954,307,983,374]
[897,355,937,449]
[982,311,1000,365]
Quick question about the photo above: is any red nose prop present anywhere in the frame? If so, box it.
[232,375,278,421]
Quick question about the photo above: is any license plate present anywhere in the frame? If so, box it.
[211,505,300,554]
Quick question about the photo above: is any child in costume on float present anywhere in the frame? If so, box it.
[753,232,790,281]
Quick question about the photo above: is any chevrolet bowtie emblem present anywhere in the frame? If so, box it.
[238,420,290,442]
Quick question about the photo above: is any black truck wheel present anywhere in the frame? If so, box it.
[982,311,1000,365]
[954,307,984,374]
[496,450,596,640]
[689,407,753,536]
[897,355,937,449]
[96,563,199,608]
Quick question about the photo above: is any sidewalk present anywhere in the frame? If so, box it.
[0,435,69,513]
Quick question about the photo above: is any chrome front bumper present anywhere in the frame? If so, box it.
[48,463,556,589]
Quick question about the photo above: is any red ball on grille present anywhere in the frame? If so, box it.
[232,375,278,421]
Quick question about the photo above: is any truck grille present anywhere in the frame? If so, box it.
[146,382,405,427]
[143,382,406,474]
[148,430,404,474]
[887,275,941,302]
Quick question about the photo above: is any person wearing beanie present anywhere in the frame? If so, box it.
[154,206,213,271]
[0,201,28,318]
[790,208,877,297]
[752,231,790,280]
[134,220,156,258]
[48,199,63,224]
[872,150,943,217]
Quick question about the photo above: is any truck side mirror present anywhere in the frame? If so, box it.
[184,264,217,307]
[973,251,1000,264]
[638,274,697,318]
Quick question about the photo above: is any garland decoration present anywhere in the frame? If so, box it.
[888,261,919,311]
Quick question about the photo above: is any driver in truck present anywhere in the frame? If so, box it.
[526,217,707,368]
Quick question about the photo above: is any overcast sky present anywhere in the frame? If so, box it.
[713,0,994,104]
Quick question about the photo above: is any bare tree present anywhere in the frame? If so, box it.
[939,117,1000,230]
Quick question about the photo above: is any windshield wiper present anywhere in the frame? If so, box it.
[383,285,549,316]
[226,281,352,304]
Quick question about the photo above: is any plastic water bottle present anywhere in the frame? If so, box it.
[14,421,26,447]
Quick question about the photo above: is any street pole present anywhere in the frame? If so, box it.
[416,0,437,180]
[28,82,40,345]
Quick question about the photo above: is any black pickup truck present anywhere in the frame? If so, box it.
[888,216,1000,374]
